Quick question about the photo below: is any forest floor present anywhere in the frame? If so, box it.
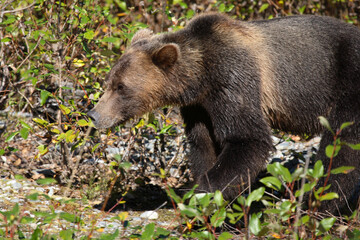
[0,110,321,237]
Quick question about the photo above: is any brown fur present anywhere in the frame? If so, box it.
[88,13,360,213]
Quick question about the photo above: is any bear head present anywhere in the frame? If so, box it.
[87,29,181,129]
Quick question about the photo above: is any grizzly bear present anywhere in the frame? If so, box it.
[88,13,360,213]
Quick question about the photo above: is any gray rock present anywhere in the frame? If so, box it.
[140,210,159,220]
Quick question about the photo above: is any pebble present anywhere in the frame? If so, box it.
[106,147,122,158]
[140,210,159,220]
[8,180,22,190]
[169,167,179,178]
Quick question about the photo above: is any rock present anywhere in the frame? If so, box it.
[169,167,179,178]
[106,147,124,159]
[8,180,22,190]
[140,210,159,220]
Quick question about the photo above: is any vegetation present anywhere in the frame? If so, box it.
[1,0,360,239]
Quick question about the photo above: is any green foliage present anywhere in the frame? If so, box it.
[1,0,360,239]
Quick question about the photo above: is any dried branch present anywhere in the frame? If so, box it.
[0,1,36,15]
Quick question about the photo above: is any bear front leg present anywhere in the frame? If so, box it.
[199,138,272,199]
[181,105,218,182]
[186,123,217,181]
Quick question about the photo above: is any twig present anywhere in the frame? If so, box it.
[264,190,281,201]
[161,0,166,32]
[64,126,93,197]
[321,131,340,194]
[294,146,312,237]
[281,178,295,201]
[0,1,36,15]
[15,36,42,72]
[0,0,16,11]
[221,175,239,194]
[8,80,34,109]
[335,180,351,213]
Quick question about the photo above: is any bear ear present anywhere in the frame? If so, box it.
[152,43,180,69]
[131,29,153,45]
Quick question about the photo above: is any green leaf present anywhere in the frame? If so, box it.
[14,175,24,180]
[319,192,339,201]
[77,119,88,127]
[218,232,233,240]
[301,215,310,224]
[84,30,95,40]
[60,229,74,240]
[260,176,282,190]
[60,104,71,115]
[40,90,50,106]
[20,120,31,129]
[313,160,324,178]
[347,143,360,150]
[92,143,101,153]
[259,3,269,13]
[159,124,173,134]
[325,145,341,158]
[246,187,265,207]
[102,37,121,43]
[141,223,155,240]
[20,216,35,224]
[299,5,306,14]
[178,203,200,218]
[100,49,117,57]
[11,203,20,216]
[33,118,49,126]
[346,229,360,239]
[36,178,57,185]
[37,145,48,155]
[210,207,226,227]
[1,37,11,43]
[182,184,197,201]
[331,166,355,174]
[218,3,226,12]
[295,182,317,197]
[119,161,131,169]
[317,217,336,235]
[340,121,354,131]
[226,4,235,12]
[166,187,182,204]
[249,213,261,235]
[26,193,39,201]
[192,193,212,208]
[80,15,90,25]
[154,227,170,238]
[65,129,77,143]
[267,162,292,183]
[20,128,29,140]
[59,212,79,223]
[98,229,120,240]
[44,64,56,72]
[315,185,331,195]
[5,131,19,142]
[214,190,224,206]
[30,227,42,240]
[117,1,127,11]
[319,116,334,135]
[2,15,17,25]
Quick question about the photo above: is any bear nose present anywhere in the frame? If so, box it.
[87,110,100,125]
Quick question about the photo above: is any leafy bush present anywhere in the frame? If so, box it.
[1,0,360,239]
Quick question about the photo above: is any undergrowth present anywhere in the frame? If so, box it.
[1,0,360,239]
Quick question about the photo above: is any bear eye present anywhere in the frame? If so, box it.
[117,84,124,92]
